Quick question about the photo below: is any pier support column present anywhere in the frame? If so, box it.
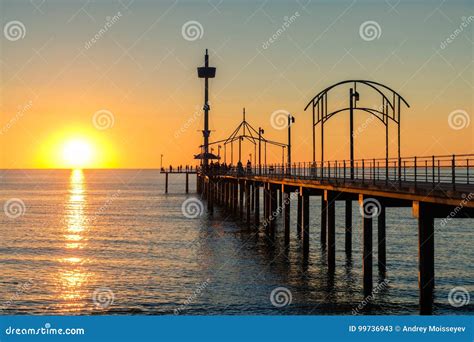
[246,181,251,225]
[270,186,277,238]
[297,194,302,239]
[233,182,238,215]
[378,203,386,276]
[165,173,168,194]
[345,200,352,256]
[413,201,434,315]
[321,195,327,246]
[302,191,310,258]
[278,188,283,211]
[208,180,214,214]
[239,181,244,219]
[254,184,260,227]
[360,195,373,296]
[263,184,268,233]
[284,189,290,246]
[326,191,336,271]
[250,184,254,212]
[185,173,189,193]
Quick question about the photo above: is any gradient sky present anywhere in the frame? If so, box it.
[0,0,472,168]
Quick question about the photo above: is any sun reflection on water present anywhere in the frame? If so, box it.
[57,169,93,312]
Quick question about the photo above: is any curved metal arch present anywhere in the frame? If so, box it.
[304,79,410,180]
[320,108,393,126]
[304,79,410,111]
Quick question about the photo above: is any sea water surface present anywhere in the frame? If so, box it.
[0,169,473,315]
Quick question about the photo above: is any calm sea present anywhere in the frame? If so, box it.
[0,169,472,315]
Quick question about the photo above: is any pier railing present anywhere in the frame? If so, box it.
[206,154,474,190]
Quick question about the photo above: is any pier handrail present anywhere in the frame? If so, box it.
[203,154,474,190]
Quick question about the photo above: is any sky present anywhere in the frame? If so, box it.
[0,0,472,168]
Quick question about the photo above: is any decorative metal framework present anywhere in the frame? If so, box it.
[304,80,410,179]
[201,108,287,169]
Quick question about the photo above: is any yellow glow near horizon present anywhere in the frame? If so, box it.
[36,127,117,169]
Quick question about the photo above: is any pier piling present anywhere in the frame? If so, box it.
[321,196,327,246]
[378,203,386,275]
[302,192,310,258]
[326,191,336,271]
[345,200,352,256]
[254,184,260,226]
[413,201,434,315]
[297,194,302,239]
[361,195,373,296]
[284,189,290,245]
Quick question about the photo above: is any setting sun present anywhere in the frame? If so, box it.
[62,139,93,168]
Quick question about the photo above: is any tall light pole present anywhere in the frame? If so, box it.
[287,114,295,175]
[197,49,216,171]
[349,87,359,179]
[160,154,164,170]
[258,127,264,175]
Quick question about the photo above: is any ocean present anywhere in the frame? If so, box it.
[0,169,472,315]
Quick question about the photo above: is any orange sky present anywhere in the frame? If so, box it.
[1,1,472,168]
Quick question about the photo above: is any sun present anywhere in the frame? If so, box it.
[62,139,94,168]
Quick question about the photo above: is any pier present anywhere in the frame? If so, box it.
[167,50,474,315]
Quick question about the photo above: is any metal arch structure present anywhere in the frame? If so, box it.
[304,80,410,179]
[201,108,287,170]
